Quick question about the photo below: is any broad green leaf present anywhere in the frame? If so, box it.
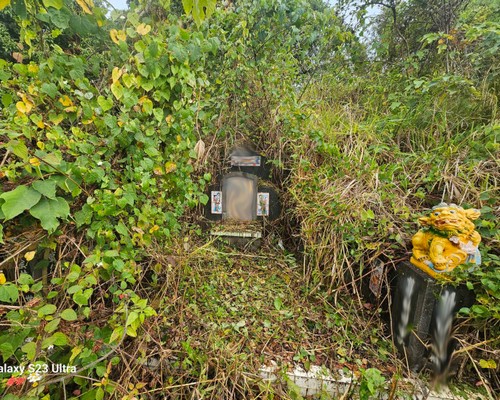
[18,273,35,285]
[0,343,13,359]
[52,332,68,346]
[69,14,95,35]
[30,114,45,129]
[42,0,63,9]
[44,318,61,333]
[0,185,41,220]
[21,341,37,361]
[274,297,283,311]
[42,332,68,348]
[153,108,163,123]
[203,0,216,19]
[199,193,209,205]
[42,151,63,165]
[233,320,246,332]
[73,292,88,306]
[84,274,97,285]
[109,326,123,343]
[32,179,57,199]
[38,304,57,317]
[97,96,113,111]
[29,197,70,233]
[31,282,43,293]
[181,0,192,14]
[141,98,153,115]
[36,11,51,23]
[74,204,93,227]
[3,330,30,359]
[60,308,78,321]
[96,387,105,400]
[111,81,124,100]
[104,249,119,257]
[116,221,129,236]
[414,80,425,89]
[189,0,216,26]
[0,283,19,303]
[122,73,134,88]
[41,82,58,98]
[170,43,188,63]
[361,209,375,220]
[48,8,71,29]
[67,284,82,293]
[141,80,154,91]
[112,66,122,82]
[126,311,139,327]
[13,0,28,26]
[8,139,28,160]
[126,325,137,337]
[1,93,13,106]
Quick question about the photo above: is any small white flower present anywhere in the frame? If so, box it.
[25,337,34,343]
[96,262,103,267]
[47,345,54,352]
[28,371,43,383]
[97,161,103,166]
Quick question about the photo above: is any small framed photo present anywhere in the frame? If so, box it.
[256,192,270,216]
[211,191,222,214]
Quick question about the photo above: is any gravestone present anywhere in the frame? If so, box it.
[392,204,479,372]
[392,262,474,371]
[203,145,281,248]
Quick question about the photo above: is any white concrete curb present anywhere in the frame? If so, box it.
[258,363,489,399]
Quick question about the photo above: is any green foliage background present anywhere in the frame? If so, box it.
[0,0,498,398]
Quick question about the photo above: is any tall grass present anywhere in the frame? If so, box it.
[285,69,499,297]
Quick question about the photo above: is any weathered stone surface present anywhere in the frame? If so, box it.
[392,262,474,371]
[393,261,437,370]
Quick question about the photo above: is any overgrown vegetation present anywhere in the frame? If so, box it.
[0,0,498,398]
